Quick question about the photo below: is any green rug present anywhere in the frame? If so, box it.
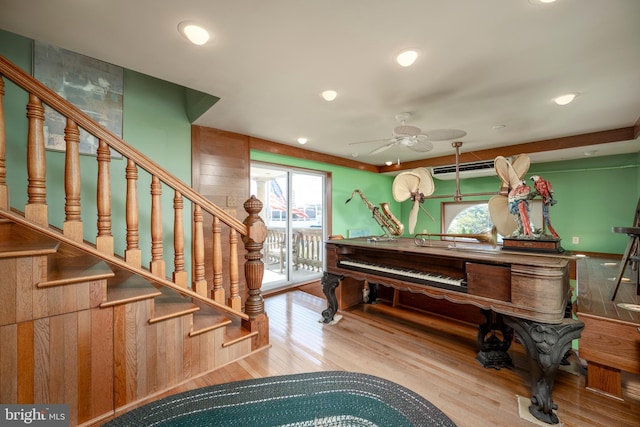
[105,371,456,426]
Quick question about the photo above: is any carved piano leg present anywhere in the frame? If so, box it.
[321,272,343,324]
[476,309,514,369]
[503,316,584,425]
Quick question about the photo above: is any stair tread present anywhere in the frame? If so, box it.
[102,273,162,307]
[190,308,232,336]
[151,290,200,323]
[223,325,258,347]
[39,254,115,287]
[0,237,59,258]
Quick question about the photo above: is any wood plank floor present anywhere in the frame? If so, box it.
[110,290,640,427]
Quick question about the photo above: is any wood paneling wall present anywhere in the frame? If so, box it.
[192,126,250,301]
[0,255,114,425]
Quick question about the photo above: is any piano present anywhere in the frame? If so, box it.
[321,237,584,425]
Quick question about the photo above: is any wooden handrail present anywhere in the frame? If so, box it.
[0,55,247,234]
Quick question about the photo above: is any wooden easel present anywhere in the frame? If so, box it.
[610,197,640,300]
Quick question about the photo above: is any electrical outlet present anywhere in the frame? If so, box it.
[572,236,580,244]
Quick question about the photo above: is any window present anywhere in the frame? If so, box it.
[251,163,327,292]
[442,200,543,244]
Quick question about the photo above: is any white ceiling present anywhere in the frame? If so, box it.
[1,0,639,168]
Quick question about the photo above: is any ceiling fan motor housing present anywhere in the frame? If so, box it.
[394,124,421,137]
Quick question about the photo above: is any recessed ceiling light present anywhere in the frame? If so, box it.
[321,90,337,101]
[554,93,578,105]
[385,161,393,166]
[297,137,308,145]
[492,124,506,129]
[178,21,210,45]
[529,0,557,5]
[396,50,418,67]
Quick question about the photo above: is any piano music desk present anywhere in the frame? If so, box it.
[322,237,584,425]
[576,256,640,400]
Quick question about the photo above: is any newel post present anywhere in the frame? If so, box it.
[242,195,268,349]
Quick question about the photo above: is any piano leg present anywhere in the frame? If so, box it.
[476,309,514,369]
[503,316,584,425]
[321,272,343,324]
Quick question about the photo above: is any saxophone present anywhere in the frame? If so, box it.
[346,190,405,237]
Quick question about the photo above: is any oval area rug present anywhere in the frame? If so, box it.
[105,371,456,426]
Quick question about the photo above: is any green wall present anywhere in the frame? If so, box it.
[407,153,639,254]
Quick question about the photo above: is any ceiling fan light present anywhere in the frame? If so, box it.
[396,50,418,67]
[178,21,210,45]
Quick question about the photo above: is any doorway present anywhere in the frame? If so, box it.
[251,163,326,292]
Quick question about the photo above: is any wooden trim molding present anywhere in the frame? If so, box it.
[249,136,380,173]
[380,127,637,173]
[240,125,637,174]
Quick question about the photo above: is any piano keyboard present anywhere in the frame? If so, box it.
[338,259,467,292]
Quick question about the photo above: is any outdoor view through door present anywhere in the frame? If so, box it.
[251,164,325,292]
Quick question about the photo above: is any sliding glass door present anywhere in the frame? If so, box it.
[251,163,326,292]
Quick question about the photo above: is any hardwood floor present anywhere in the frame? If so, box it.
[111,290,640,427]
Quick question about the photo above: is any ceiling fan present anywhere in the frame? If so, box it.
[349,112,467,162]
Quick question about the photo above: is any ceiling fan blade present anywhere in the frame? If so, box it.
[408,139,433,153]
[394,124,422,137]
[348,136,395,146]
[369,141,396,155]
[424,129,467,141]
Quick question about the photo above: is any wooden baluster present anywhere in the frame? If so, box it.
[192,204,207,296]
[96,139,114,254]
[25,94,47,226]
[173,190,187,287]
[63,118,82,242]
[212,216,224,303]
[150,175,165,278]
[228,228,241,311]
[242,196,268,349]
[0,76,7,209]
[125,159,141,267]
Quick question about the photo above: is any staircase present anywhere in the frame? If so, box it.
[0,56,269,426]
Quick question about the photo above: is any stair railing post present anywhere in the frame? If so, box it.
[63,118,83,242]
[228,228,241,311]
[212,216,224,303]
[150,175,165,278]
[25,94,47,226]
[96,140,114,254]
[125,159,141,267]
[173,190,188,287]
[242,195,268,349]
[192,204,207,296]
